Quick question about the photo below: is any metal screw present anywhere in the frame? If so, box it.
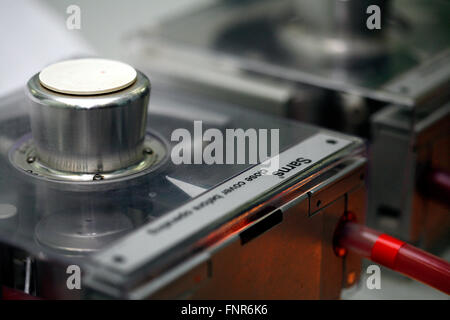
[93,173,104,181]
[143,147,153,155]
[26,156,36,164]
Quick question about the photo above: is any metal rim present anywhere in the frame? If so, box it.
[8,130,169,185]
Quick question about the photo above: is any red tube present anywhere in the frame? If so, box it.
[335,221,450,294]
[1,286,39,300]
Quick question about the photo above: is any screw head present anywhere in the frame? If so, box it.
[26,156,36,164]
[93,173,104,181]
[143,147,153,155]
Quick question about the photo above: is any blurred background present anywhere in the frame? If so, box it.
[0,0,211,95]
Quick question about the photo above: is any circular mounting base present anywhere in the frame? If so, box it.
[9,131,168,185]
[35,209,134,254]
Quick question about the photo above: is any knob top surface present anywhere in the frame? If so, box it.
[38,58,137,95]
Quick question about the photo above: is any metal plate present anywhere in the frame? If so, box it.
[39,59,137,95]
[93,133,353,273]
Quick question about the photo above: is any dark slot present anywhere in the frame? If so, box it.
[240,210,283,245]
[377,205,401,218]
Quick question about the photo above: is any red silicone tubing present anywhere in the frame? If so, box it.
[336,221,450,294]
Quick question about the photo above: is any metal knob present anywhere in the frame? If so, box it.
[26,59,150,173]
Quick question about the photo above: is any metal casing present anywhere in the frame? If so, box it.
[26,72,150,173]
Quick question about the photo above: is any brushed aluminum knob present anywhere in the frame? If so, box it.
[26,58,150,173]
